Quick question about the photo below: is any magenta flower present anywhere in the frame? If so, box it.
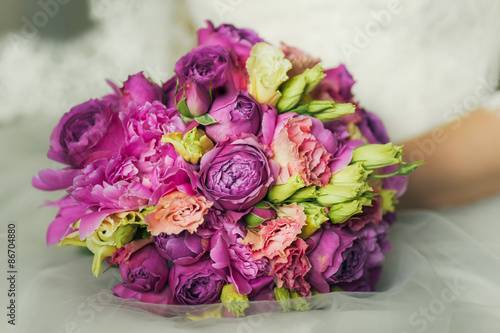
[210,221,273,295]
[118,72,163,109]
[197,135,279,211]
[174,45,246,96]
[310,64,355,104]
[305,224,363,293]
[175,78,212,117]
[197,20,265,66]
[47,98,125,168]
[154,231,209,265]
[168,259,225,305]
[205,90,262,143]
[112,244,171,304]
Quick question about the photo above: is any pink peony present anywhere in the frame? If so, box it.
[270,238,312,297]
[243,203,306,260]
[270,116,332,186]
[146,191,213,236]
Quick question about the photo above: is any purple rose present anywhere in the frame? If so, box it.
[198,136,279,211]
[205,90,262,143]
[305,224,363,293]
[310,64,355,104]
[154,231,209,265]
[326,238,365,284]
[210,221,273,295]
[197,21,265,66]
[360,220,392,269]
[197,208,234,237]
[337,221,392,291]
[112,244,171,304]
[47,98,124,168]
[175,78,212,117]
[168,259,225,305]
[174,45,245,96]
[119,72,163,109]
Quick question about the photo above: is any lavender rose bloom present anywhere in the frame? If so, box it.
[305,224,364,293]
[112,244,171,304]
[198,136,279,211]
[168,259,225,305]
[174,45,245,96]
[47,98,124,168]
[154,231,209,265]
[197,21,265,65]
[338,221,392,291]
[205,90,262,143]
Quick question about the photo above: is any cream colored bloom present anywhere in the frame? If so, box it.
[59,210,150,277]
[246,43,292,106]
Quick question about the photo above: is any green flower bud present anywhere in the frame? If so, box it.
[379,188,398,213]
[221,283,249,318]
[328,197,372,224]
[115,225,138,248]
[316,182,372,206]
[286,185,318,202]
[162,127,214,164]
[331,162,372,184]
[290,100,355,122]
[351,143,403,170]
[290,290,312,311]
[267,174,306,204]
[298,202,329,239]
[276,65,326,112]
[274,287,292,313]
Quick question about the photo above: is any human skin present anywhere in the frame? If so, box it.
[398,108,500,209]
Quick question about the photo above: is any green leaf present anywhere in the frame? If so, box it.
[194,114,219,126]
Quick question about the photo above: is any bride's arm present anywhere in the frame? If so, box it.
[398,108,500,209]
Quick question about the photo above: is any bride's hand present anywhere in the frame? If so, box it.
[398,108,500,209]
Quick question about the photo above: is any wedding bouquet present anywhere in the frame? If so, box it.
[33,21,421,317]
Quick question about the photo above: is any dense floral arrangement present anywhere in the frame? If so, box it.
[33,21,421,316]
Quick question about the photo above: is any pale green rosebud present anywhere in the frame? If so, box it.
[328,197,372,224]
[316,182,372,206]
[115,225,138,248]
[351,143,403,170]
[298,202,329,239]
[397,161,425,176]
[274,287,292,312]
[290,100,355,122]
[276,65,325,112]
[162,127,214,165]
[60,211,148,277]
[221,283,249,318]
[379,188,398,213]
[286,185,318,202]
[267,174,306,204]
[290,290,312,311]
[330,162,372,184]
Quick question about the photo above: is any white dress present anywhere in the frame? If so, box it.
[1,1,500,332]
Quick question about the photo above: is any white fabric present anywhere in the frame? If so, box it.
[1,1,500,332]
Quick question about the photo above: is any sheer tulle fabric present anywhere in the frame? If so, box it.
[19,210,500,332]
